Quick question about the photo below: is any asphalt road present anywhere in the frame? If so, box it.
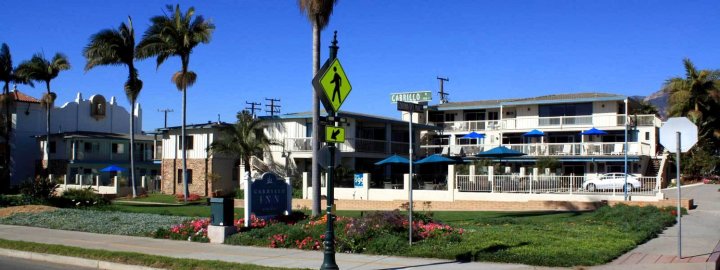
[0,255,96,270]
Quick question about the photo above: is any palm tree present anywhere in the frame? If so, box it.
[210,111,274,184]
[136,4,214,201]
[84,17,143,198]
[0,43,32,192]
[298,0,339,216]
[664,58,720,149]
[16,53,70,175]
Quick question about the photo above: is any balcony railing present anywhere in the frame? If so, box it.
[285,137,409,154]
[421,142,652,157]
[432,114,659,132]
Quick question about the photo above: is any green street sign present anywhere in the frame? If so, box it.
[313,58,352,113]
[390,91,432,103]
[324,126,345,143]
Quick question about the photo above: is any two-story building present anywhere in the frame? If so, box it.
[415,93,663,177]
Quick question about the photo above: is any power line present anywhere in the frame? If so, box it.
[265,98,281,117]
[437,76,450,104]
[157,109,174,128]
[245,101,261,118]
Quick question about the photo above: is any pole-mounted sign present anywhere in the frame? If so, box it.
[313,58,352,114]
[659,117,698,260]
[390,91,432,103]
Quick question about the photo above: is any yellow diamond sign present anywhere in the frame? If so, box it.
[313,58,352,113]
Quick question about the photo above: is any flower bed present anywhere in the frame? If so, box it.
[0,208,188,236]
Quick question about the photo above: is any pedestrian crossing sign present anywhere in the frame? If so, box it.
[313,58,352,113]
[324,126,345,143]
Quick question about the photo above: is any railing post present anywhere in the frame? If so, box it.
[570,175,574,195]
[96,175,100,190]
[302,172,308,199]
[488,166,494,193]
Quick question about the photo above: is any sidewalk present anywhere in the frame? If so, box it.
[596,184,720,270]
[0,225,534,270]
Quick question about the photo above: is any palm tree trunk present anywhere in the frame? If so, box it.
[129,101,137,198]
[45,82,51,175]
[182,72,189,202]
[311,15,321,216]
[2,83,11,192]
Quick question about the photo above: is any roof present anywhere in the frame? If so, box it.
[432,92,626,111]
[261,110,441,130]
[156,121,232,132]
[36,131,156,141]
[2,90,40,103]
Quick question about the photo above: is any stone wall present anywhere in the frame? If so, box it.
[161,158,237,197]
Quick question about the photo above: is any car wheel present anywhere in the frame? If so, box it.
[624,183,633,192]
[587,183,596,192]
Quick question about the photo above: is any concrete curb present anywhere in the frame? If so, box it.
[0,248,164,270]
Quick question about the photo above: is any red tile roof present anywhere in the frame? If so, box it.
[2,90,40,103]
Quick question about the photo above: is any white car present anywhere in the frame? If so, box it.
[583,173,642,192]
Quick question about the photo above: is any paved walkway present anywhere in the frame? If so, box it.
[597,184,720,270]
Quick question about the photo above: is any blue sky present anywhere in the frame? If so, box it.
[2,1,719,131]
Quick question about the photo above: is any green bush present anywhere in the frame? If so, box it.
[51,187,110,208]
[19,177,58,200]
[0,194,43,207]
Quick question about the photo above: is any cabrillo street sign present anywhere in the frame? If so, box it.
[397,101,425,113]
[390,91,432,103]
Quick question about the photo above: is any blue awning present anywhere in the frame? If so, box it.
[461,131,485,139]
[522,129,545,137]
[374,155,409,165]
[581,127,608,135]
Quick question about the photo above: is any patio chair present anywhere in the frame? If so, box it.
[558,144,571,155]
[628,144,639,155]
[611,143,623,155]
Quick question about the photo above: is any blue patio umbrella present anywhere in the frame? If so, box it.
[100,165,127,172]
[581,127,608,135]
[461,131,485,139]
[374,154,410,165]
[522,129,545,137]
[475,146,527,159]
[415,154,463,164]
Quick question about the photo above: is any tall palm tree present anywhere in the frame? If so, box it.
[665,58,720,149]
[16,53,70,175]
[210,111,274,183]
[84,17,143,198]
[0,43,32,192]
[137,4,214,201]
[298,0,339,216]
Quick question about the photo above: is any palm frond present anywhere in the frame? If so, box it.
[298,0,339,30]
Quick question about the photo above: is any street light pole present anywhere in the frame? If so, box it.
[408,110,414,245]
[623,99,629,201]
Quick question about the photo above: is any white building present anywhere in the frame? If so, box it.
[1,87,142,185]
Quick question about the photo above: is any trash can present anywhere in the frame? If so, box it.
[210,198,234,226]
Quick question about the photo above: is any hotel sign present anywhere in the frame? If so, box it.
[390,91,432,103]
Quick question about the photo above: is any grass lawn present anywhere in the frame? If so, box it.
[99,204,244,218]
[114,194,189,204]
[0,238,306,270]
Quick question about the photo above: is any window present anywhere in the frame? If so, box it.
[84,142,92,152]
[178,136,194,150]
[645,132,650,140]
[428,111,444,123]
[463,110,485,121]
[112,143,124,154]
[487,111,499,120]
[48,141,56,154]
[305,122,313,137]
[539,103,593,117]
[177,169,193,184]
[83,142,99,153]
[444,113,455,122]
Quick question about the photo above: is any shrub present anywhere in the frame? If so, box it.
[175,193,202,202]
[50,187,110,208]
[20,176,58,200]
[153,218,210,242]
[0,194,43,207]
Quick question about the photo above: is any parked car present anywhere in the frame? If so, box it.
[583,173,642,192]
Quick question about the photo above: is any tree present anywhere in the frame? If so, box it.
[629,98,659,116]
[664,58,720,151]
[298,0,339,216]
[0,43,32,192]
[84,17,143,198]
[16,53,70,175]
[210,111,274,184]
[137,4,214,201]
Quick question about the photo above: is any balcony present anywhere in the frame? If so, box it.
[285,137,409,154]
[421,142,652,157]
[434,114,659,132]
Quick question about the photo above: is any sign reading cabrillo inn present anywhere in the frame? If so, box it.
[390,91,432,103]
[246,172,292,218]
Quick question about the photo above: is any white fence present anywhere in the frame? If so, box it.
[53,174,161,196]
[455,175,659,196]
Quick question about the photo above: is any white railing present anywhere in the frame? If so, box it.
[422,142,652,156]
[286,137,408,154]
[435,114,660,131]
[456,174,659,196]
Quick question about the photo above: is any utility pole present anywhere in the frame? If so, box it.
[157,109,173,128]
[265,98,281,117]
[245,101,261,118]
[437,76,449,104]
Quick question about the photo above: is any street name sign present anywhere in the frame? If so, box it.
[659,117,698,153]
[390,91,432,103]
[313,58,352,113]
[324,126,345,143]
[397,101,425,113]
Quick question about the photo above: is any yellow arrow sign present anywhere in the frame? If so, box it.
[315,58,352,112]
[325,126,345,143]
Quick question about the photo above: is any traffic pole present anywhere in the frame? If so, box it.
[676,131,682,259]
[408,110,414,245]
[321,117,339,269]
